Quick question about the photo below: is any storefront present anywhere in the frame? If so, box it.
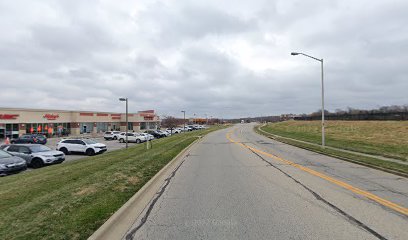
[0,108,160,139]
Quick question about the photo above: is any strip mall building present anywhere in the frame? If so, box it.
[0,108,160,139]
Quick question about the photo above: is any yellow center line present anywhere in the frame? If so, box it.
[226,129,408,216]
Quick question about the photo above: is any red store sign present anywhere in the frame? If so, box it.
[0,114,19,120]
[43,114,60,120]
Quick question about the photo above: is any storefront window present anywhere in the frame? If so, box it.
[80,123,94,134]
[0,125,4,139]
[140,122,146,130]
[148,122,157,130]
[96,122,109,133]
[25,123,70,137]
[128,122,133,131]
[6,124,19,139]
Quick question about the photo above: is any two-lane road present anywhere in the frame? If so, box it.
[124,124,408,240]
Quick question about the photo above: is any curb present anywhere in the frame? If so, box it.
[88,136,203,240]
[255,125,408,178]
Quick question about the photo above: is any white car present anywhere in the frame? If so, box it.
[103,131,121,140]
[183,126,193,131]
[166,128,180,134]
[57,138,107,156]
[139,133,154,141]
[118,133,145,143]
[158,130,170,137]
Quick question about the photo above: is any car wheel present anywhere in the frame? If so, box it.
[113,136,117,140]
[86,148,95,156]
[31,158,44,168]
[119,138,125,143]
[60,147,69,155]
[136,139,141,144]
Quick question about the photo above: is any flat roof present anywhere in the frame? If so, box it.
[0,107,155,115]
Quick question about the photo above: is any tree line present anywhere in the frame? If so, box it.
[295,105,408,121]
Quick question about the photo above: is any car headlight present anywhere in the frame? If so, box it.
[43,155,54,157]
[0,164,6,169]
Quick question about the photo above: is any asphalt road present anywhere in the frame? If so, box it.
[124,124,408,240]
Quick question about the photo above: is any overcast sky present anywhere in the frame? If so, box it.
[0,0,407,118]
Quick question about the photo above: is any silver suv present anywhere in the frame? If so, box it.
[57,138,107,156]
[0,144,65,168]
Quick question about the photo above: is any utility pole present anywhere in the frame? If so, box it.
[119,97,128,148]
[181,110,186,132]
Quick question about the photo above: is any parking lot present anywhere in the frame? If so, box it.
[44,136,146,162]
[1,125,207,175]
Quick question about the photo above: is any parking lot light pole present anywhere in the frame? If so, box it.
[181,111,186,133]
[119,97,128,148]
[291,52,325,148]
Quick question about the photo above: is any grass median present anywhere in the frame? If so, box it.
[0,126,226,240]
[257,121,408,176]
[260,120,407,161]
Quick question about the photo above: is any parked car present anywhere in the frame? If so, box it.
[10,134,47,144]
[180,126,192,132]
[118,133,145,143]
[145,130,167,138]
[166,128,180,134]
[1,144,65,168]
[139,133,154,141]
[57,138,107,156]
[103,131,121,140]
[0,149,27,176]
[158,130,170,137]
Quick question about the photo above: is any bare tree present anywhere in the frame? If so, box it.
[161,116,180,134]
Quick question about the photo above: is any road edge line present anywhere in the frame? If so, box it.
[88,136,203,240]
[255,125,408,178]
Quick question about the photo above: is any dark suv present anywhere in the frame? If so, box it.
[145,130,166,138]
[10,134,47,145]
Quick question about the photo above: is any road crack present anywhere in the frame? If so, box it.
[124,158,187,240]
[243,143,388,240]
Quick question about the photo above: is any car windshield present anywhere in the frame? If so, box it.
[29,145,52,152]
[0,149,12,159]
[83,139,97,144]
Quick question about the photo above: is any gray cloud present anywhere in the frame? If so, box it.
[0,0,407,118]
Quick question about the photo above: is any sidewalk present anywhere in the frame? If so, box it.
[257,125,408,166]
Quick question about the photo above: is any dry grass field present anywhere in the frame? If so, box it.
[261,120,408,161]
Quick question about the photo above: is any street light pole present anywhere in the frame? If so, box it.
[119,97,128,148]
[321,59,325,147]
[181,110,186,133]
[291,52,325,147]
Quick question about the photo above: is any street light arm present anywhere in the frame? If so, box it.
[298,53,322,62]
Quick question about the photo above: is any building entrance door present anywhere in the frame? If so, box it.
[5,124,19,139]
[0,126,4,139]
